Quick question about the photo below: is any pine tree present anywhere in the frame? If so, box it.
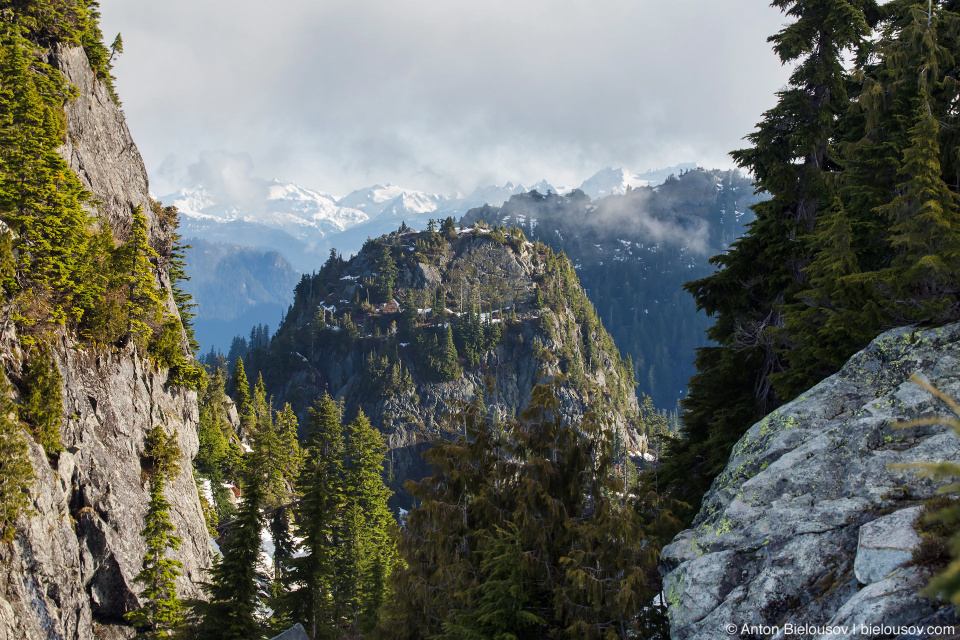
[194,470,268,640]
[0,30,93,327]
[126,426,184,639]
[380,380,673,640]
[432,287,446,322]
[435,324,461,382]
[775,0,960,396]
[119,206,163,348]
[373,244,398,302]
[440,523,546,640]
[250,374,286,507]
[231,357,255,435]
[275,403,303,495]
[879,103,960,322]
[168,227,200,355]
[341,410,394,634]
[283,394,345,640]
[196,368,236,521]
[662,0,878,512]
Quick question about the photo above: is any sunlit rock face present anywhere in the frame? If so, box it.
[661,324,960,640]
[0,44,211,640]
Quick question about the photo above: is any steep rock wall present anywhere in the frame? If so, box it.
[0,45,211,640]
[661,324,960,639]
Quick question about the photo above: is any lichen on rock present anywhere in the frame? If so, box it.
[661,324,960,639]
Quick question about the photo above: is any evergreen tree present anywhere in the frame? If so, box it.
[231,357,254,434]
[661,0,878,512]
[20,345,63,455]
[432,287,446,321]
[776,0,960,396]
[196,368,237,521]
[435,324,461,382]
[879,103,960,322]
[283,394,345,639]
[380,380,674,640]
[119,206,163,348]
[373,244,398,302]
[341,410,394,634]
[440,216,457,240]
[168,228,200,356]
[194,471,268,640]
[126,426,184,639]
[275,403,303,494]
[0,29,93,327]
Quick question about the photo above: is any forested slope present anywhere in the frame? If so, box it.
[236,223,646,505]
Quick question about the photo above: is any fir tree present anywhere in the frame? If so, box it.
[275,403,303,494]
[126,426,184,639]
[435,324,461,382]
[879,104,960,322]
[380,380,674,640]
[373,244,398,302]
[0,29,93,327]
[119,206,163,348]
[662,0,878,512]
[196,368,236,521]
[231,357,255,435]
[168,228,200,355]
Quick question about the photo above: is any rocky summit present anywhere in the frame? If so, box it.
[243,223,645,505]
[661,324,960,639]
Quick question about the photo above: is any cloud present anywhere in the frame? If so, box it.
[593,188,711,255]
[181,151,270,214]
[100,0,792,195]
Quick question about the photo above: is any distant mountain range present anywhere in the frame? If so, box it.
[172,163,701,352]
[167,163,697,271]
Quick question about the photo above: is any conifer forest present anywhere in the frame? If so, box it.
[0,1,959,640]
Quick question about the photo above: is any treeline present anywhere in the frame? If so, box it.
[660,0,960,515]
[152,365,681,640]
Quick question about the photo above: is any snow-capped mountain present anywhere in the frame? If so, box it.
[169,164,695,272]
[337,183,443,218]
[576,164,699,200]
[578,168,650,200]
[167,179,368,237]
[176,162,702,350]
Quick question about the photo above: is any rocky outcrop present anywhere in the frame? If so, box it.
[0,44,211,640]
[661,324,960,640]
[256,230,644,505]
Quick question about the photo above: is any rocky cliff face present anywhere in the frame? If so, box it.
[661,324,960,639]
[0,45,211,640]
[246,228,644,506]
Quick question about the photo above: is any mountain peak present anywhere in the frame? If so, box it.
[578,167,649,200]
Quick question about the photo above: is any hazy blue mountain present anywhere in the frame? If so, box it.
[181,239,300,353]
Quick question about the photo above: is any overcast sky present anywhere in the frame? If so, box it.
[99,0,793,198]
